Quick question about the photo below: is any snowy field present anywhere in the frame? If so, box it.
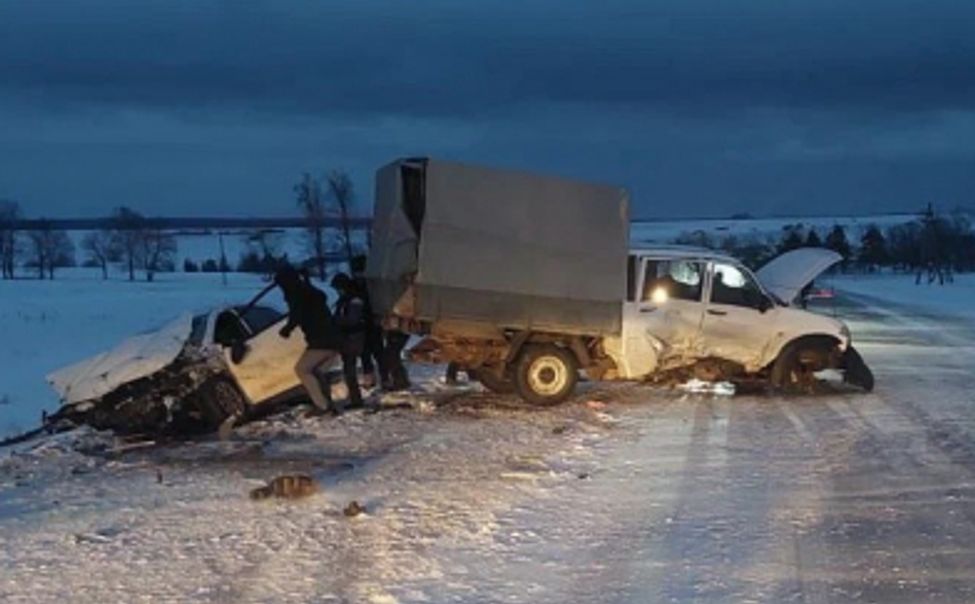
[831,272,975,322]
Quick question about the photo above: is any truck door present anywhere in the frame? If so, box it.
[620,256,707,376]
[700,261,776,369]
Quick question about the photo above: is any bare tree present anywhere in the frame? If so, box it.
[81,230,117,279]
[326,170,356,265]
[0,200,21,279]
[27,220,74,280]
[110,206,146,281]
[294,173,327,279]
[240,229,285,277]
[141,228,177,282]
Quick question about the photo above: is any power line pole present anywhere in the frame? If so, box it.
[218,231,228,286]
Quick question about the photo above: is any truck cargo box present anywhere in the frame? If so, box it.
[366,158,630,336]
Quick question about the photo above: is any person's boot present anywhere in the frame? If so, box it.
[390,366,412,391]
[360,372,377,389]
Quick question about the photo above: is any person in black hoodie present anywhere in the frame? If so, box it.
[349,255,385,388]
[275,266,343,414]
[330,272,369,410]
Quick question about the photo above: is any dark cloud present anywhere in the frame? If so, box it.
[1,1,974,217]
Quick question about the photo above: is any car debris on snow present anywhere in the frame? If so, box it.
[248,474,317,500]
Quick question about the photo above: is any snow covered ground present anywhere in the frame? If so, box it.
[832,272,975,322]
[3,294,975,603]
[3,224,975,602]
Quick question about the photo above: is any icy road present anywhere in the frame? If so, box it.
[3,294,975,603]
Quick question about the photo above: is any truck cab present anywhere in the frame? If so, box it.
[605,246,858,386]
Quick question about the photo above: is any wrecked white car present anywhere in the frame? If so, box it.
[367,158,873,404]
[46,304,332,435]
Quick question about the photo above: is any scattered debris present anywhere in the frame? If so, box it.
[249,474,317,500]
[73,532,113,545]
[552,425,568,435]
[586,400,607,410]
[678,379,736,396]
[343,500,366,517]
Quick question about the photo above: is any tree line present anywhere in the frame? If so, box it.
[0,202,177,281]
[676,204,975,284]
[0,168,363,282]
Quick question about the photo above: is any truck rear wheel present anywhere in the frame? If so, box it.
[770,338,832,394]
[514,344,578,406]
[470,366,516,394]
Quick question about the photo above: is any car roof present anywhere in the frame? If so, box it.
[628,244,740,264]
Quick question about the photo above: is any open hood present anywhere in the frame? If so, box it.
[46,314,194,406]
[756,248,842,304]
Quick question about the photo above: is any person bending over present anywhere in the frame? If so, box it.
[275,266,343,414]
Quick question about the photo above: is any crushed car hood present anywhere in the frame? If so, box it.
[47,314,194,406]
[756,247,842,304]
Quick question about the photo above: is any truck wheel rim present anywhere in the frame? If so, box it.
[528,356,567,396]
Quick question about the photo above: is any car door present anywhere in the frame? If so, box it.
[620,256,707,375]
[222,317,320,405]
[700,261,776,369]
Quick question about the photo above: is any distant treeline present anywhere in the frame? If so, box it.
[7,215,371,231]
[675,204,975,284]
[1,169,371,281]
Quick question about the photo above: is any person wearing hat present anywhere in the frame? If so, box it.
[274,266,343,414]
[330,272,368,411]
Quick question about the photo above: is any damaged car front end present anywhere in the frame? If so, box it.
[46,305,307,436]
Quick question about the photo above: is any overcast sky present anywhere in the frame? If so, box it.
[2,1,974,219]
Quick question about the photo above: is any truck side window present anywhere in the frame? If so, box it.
[642,260,703,302]
[711,262,765,309]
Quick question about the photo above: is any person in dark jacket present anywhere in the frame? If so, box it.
[383,330,412,391]
[275,266,342,414]
[350,255,385,387]
[330,272,368,410]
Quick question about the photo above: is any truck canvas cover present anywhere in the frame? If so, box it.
[366,158,630,336]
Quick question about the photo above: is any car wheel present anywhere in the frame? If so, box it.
[514,344,578,406]
[843,346,874,392]
[196,377,248,430]
[769,342,819,394]
[470,365,516,394]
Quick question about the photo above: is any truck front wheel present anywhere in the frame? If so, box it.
[515,344,578,406]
